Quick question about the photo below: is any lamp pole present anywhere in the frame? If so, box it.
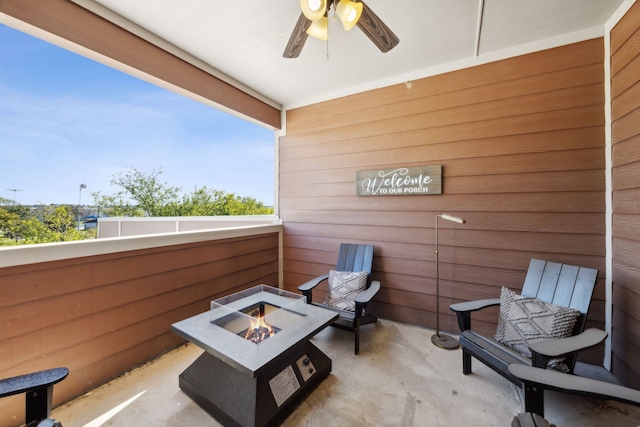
[78,183,86,230]
[431,213,465,350]
[5,188,22,206]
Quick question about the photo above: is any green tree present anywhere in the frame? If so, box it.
[94,167,273,217]
[0,207,21,240]
[8,204,31,220]
[0,204,31,241]
[91,191,145,217]
[20,205,91,243]
[164,187,271,216]
[111,167,181,216]
[1,204,96,246]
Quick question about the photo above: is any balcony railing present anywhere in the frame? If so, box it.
[97,215,281,238]
[0,221,281,427]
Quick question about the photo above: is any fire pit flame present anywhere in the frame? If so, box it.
[244,315,276,344]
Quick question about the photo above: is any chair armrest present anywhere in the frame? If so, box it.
[0,367,69,398]
[298,274,329,292]
[449,298,500,332]
[509,364,640,408]
[449,298,501,313]
[529,328,607,359]
[355,280,380,304]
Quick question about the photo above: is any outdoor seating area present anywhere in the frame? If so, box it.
[47,320,640,427]
[2,1,640,426]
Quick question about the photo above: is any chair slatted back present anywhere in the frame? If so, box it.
[533,261,563,303]
[336,243,374,287]
[521,258,598,334]
[553,265,579,309]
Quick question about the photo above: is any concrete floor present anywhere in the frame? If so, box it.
[51,320,640,427]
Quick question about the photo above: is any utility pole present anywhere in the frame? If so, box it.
[78,183,87,230]
[5,188,23,206]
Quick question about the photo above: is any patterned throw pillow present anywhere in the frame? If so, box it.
[326,270,368,311]
[495,287,580,372]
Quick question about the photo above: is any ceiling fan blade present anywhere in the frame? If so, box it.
[283,13,312,58]
[356,1,399,53]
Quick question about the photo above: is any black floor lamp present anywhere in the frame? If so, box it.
[431,213,465,350]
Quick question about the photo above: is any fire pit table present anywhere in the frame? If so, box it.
[171,285,338,427]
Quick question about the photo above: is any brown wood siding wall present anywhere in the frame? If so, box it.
[0,233,279,427]
[611,0,640,389]
[280,39,606,362]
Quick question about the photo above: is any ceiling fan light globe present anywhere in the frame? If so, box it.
[336,0,363,31]
[300,0,327,21]
[306,16,329,40]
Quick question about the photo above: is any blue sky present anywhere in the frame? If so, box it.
[0,24,275,207]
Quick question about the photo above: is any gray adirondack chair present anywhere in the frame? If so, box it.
[298,243,380,354]
[449,258,603,386]
[0,367,68,427]
[510,361,640,423]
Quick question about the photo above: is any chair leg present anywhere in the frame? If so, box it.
[511,413,551,427]
[354,325,360,355]
[25,385,53,425]
[462,349,472,375]
[523,381,545,418]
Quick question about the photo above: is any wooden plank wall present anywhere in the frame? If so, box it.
[611,0,640,390]
[280,39,606,362]
[0,233,279,427]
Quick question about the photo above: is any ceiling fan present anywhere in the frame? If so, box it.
[283,0,399,58]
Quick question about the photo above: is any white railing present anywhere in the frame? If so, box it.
[97,215,281,238]
[0,218,282,268]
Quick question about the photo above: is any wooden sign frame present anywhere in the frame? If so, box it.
[356,165,442,196]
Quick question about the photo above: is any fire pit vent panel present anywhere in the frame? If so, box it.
[210,285,307,345]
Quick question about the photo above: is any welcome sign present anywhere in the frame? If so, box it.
[356,165,442,196]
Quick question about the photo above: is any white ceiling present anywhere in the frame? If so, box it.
[83,0,624,110]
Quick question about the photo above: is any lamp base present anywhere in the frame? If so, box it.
[431,333,460,350]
